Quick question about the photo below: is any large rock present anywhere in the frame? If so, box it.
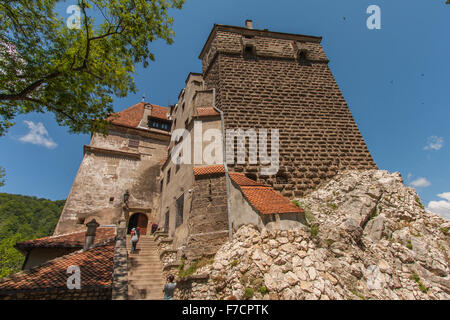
[178,170,449,300]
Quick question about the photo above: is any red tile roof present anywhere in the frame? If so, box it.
[229,172,304,215]
[109,102,168,128]
[15,227,116,250]
[0,243,114,292]
[196,107,220,117]
[228,172,266,186]
[193,165,225,176]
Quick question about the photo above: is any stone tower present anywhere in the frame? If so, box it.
[53,102,170,235]
[200,22,377,197]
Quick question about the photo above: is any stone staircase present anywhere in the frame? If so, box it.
[126,235,165,300]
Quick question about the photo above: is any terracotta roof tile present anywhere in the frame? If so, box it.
[0,243,114,292]
[196,107,219,117]
[109,102,168,128]
[228,172,265,186]
[229,172,304,215]
[239,186,303,215]
[15,227,116,250]
[193,165,225,176]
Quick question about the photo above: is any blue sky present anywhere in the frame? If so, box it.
[0,0,449,218]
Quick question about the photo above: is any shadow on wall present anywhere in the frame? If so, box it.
[130,165,161,201]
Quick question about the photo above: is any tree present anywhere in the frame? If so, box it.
[0,0,184,136]
[0,166,5,187]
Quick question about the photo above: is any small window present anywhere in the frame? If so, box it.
[243,44,256,60]
[167,169,171,185]
[109,197,114,202]
[298,50,311,66]
[77,217,85,225]
[128,139,139,148]
[148,117,172,132]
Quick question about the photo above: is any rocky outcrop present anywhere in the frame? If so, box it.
[176,170,449,300]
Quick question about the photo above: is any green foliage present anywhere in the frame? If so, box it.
[230,259,239,267]
[440,227,449,235]
[410,272,428,293]
[0,166,5,187]
[406,240,413,250]
[291,200,302,209]
[0,0,185,136]
[244,287,254,299]
[327,202,338,210]
[351,289,367,300]
[310,224,319,238]
[415,196,424,209]
[259,286,268,295]
[196,256,214,269]
[0,193,65,278]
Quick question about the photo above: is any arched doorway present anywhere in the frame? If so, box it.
[127,213,148,235]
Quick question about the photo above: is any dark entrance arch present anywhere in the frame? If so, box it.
[127,213,149,235]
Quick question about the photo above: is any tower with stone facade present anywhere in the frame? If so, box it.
[200,21,377,198]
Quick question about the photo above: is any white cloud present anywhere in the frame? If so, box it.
[409,177,431,188]
[19,121,57,149]
[424,136,444,151]
[426,193,450,221]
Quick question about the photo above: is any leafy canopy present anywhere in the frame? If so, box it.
[0,166,5,187]
[0,0,184,136]
[0,192,65,277]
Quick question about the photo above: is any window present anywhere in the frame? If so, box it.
[148,117,171,132]
[77,217,85,225]
[164,210,170,232]
[128,139,139,148]
[175,194,184,228]
[167,169,171,184]
[243,44,256,60]
[298,50,311,66]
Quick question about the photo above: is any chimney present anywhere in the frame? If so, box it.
[245,20,253,29]
[84,219,100,250]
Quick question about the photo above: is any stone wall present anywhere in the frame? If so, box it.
[183,175,230,261]
[54,126,168,235]
[202,27,377,197]
[173,170,450,300]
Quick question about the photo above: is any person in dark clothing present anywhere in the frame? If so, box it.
[151,223,158,234]
[163,274,176,300]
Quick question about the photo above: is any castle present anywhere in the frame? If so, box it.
[0,21,376,300]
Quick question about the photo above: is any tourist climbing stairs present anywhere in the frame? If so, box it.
[126,234,165,300]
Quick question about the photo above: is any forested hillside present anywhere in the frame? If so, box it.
[0,193,65,278]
